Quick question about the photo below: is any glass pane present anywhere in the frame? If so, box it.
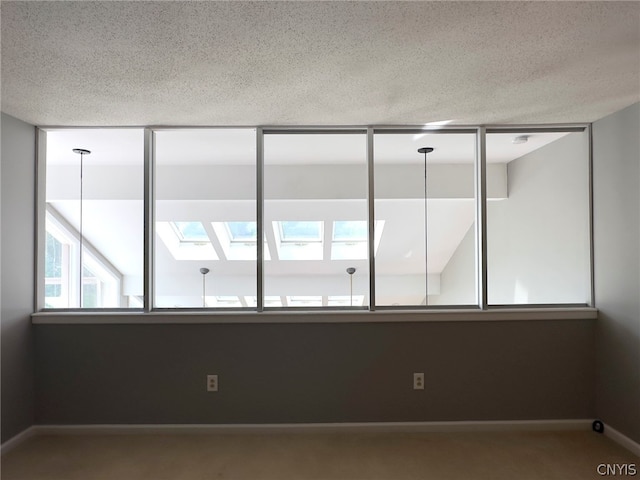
[287,296,323,307]
[172,222,209,242]
[154,129,256,308]
[280,221,322,242]
[244,296,283,308]
[374,131,477,307]
[486,130,590,305]
[331,220,370,261]
[227,222,257,242]
[44,231,63,299]
[82,266,99,308]
[44,129,144,308]
[328,295,365,307]
[333,221,367,241]
[205,296,243,308]
[264,132,368,308]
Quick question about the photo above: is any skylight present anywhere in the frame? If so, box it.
[156,222,217,261]
[274,221,323,261]
[212,222,271,261]
[205,296,244,307]
[226,222,257,243]
[279,221,322,243]
[244,296,283,307]
[287,296,323,307]
[330,220,385,260]
[333,221,367,242]
[171,222,209,243]
[328,295,365,307]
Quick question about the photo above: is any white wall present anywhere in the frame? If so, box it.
[488,131,590,304]
[593,102,640,444]
[431,130,590,305]
[429,224,476,305]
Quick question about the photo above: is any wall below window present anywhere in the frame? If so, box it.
[34,318,595,425]
[593,102,640,444]
[1,113,36,442]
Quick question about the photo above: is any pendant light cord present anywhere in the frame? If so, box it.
[417,147,433,307]
[346,267,356,307]
[424,151,428,306]
[200,267,210,308]
[73,148,91,308]
[79,152,84,308]
[350,273,353,307]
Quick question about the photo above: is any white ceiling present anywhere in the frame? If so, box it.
[2,1,639,127]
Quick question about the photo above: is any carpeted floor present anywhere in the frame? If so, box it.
[2,430,638,480]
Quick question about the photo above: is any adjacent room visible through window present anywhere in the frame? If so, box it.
[263,131,369,308]
[44,128,144,308]
[154,128,257,308]
[373,130,478,307]
[486,129,590,305]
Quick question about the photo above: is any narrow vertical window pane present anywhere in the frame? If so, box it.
[44,129,144,308]
[154,129,256,308]
[486,130,590,305]
[44,232,63,303]
[263,132,368,308]
[374,131,477,307]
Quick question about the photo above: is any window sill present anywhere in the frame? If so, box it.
[31,307,598,325]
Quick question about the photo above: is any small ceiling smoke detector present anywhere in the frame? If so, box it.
[513,135,529,144]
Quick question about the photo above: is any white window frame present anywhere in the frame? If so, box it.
[34,124,595,317]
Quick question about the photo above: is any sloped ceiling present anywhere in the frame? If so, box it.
[1,1,639,127]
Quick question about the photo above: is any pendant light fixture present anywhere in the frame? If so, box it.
[73,148,91,307]
[417,147,434,306]
[200,267,210,307]
[346,267,356,306]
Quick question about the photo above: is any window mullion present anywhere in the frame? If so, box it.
[144,128,154,312]
[476,126,488,310]
[367,127,375,310]
[256,127,264,312]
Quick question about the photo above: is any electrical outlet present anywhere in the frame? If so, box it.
[207,374,218,392]
[413,372,424,390]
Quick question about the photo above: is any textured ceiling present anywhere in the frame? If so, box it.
[1,1,639,127]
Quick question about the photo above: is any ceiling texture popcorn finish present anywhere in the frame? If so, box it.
[1,1,639,127]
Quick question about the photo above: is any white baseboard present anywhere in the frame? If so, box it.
[604,423,640,457]
[15,419,640,457]
[32,419,592,436]
[6,421,638,458]
[1,426,37,455]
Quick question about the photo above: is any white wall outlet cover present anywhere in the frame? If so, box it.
[207,374,218,392]
[413,372,425,390]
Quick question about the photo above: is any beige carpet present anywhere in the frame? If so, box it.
[2,431,638,480]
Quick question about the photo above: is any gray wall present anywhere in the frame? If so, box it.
[22,105,640,432]
[35,318,595,424]
[32,121,603,427]
[1,113,36,442]
[593,102,640,444]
